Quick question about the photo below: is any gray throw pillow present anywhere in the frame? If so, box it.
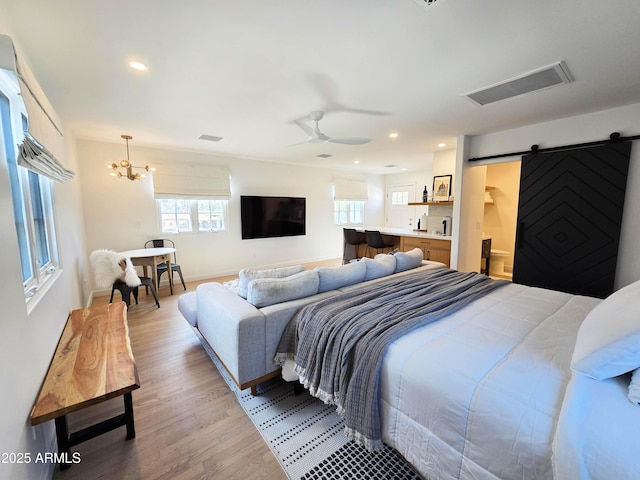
[315,261,367,293]
[362,255,396,281]
[246,270,319,307]
[394,248,424,272]
[238,265,305,298]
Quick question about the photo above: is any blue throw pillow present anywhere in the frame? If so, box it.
[315,261,367,293]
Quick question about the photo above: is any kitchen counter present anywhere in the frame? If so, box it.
[357,226,452,242]
[348,227,452,266]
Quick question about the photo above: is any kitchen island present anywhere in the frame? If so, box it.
[349,227,452,266]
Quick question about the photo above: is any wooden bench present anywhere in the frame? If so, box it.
[30,302,140,470]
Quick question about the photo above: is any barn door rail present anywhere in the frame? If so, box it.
[468,132,640,162]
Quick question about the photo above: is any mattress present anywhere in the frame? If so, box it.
[380,283,601,480]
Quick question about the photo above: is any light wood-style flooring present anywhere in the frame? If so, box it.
[53,259,340,480]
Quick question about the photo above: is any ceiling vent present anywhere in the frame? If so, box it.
[462,61,574,106]
[198,134,223,142]
[412,0,440,10]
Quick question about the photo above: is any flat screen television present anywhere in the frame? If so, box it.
[240,195,306,239]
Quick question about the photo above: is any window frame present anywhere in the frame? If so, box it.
[156,197,229,234]
[333,200,365,226]
[0,70,59,304]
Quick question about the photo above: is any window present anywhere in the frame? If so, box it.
[391,191,408,205]
[334,200,365,226]
[1,73,58,301]
[158,198,228,233]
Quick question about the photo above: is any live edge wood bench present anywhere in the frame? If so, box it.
[29,302,140,470]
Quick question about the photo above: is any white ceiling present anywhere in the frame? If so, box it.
[1,0,639,174]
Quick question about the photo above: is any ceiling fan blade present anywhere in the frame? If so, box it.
[293,119,315,137]
[328,137,372,145]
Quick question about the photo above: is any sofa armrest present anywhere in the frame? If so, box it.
[196,282,267,387]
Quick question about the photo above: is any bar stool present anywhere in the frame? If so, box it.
[365,230,394,257]
[343,228,363,264]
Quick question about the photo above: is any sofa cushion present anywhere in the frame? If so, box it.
[238,265,305,298]
[315,261,367,293]
[362,255,396,281]
[394,248,424,272]
[247,270,319,308]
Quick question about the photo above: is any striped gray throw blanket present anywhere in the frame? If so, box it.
[275,267,508,451]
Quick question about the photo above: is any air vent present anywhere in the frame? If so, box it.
[412,0,440,9]
[316,153,334,158]
[198,134,223,142]
[462,61,574,106]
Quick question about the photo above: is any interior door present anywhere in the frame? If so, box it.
[513,142,631,298]
[385,184,415,228]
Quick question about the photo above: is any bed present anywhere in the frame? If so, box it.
[276,265,640,480]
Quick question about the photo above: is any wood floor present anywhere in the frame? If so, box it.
[54,259,340,480]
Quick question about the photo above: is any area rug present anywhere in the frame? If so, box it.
[198,335,422,480]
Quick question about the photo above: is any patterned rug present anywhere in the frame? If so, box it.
[198,335,422,480]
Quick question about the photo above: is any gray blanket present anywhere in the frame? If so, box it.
[275,267,508,451]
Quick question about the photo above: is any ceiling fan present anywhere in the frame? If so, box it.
[293,111,371,145]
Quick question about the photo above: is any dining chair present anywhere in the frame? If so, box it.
[144,239,187,290]
[90,249,160,308]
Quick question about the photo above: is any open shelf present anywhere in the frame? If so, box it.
[408,201,454,206]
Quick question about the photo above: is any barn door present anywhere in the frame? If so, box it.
[512,142,631,298]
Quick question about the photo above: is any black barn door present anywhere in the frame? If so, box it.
[512,142,631,298]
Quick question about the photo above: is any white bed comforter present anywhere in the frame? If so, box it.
[380,283,601,480]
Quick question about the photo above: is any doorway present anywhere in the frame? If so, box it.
[483,162,521,278]
[385,184,415,229]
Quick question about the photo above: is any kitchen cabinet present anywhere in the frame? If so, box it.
[401,236,451,267]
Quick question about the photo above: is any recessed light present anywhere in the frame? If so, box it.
[354,160,360,164]
[389,132,399,138]
[128,60,148,71]
[438,143,446,148]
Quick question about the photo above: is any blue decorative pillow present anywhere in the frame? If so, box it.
[394,248,424,273]
[247,270,319,307]
[238,265,305,298]
[362,256,396,281]
[315,261,367,293]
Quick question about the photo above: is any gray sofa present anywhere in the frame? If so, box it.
[178,248,441,394]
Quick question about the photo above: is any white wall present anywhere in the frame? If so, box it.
[77,138,385,291]
[462,102,640,288]
[0,25,88,480]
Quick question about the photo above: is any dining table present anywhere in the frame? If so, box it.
[119,247,176,295]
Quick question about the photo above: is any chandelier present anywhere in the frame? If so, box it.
[108,134,154,180]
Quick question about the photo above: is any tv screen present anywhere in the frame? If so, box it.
[241,196,306,239]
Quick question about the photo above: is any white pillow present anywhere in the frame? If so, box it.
[315,261,366,293]
[571,279,640,380]
[362,256,396,281]
[246,270,319,308]
[394,248,424,273]
[238,265,305,298]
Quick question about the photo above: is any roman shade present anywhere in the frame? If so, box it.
[0,34,73,182]
[153,163,231,199]
[333,178,368,200]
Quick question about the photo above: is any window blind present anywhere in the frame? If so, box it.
[153,164,231,199]
[333,178,368,200]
